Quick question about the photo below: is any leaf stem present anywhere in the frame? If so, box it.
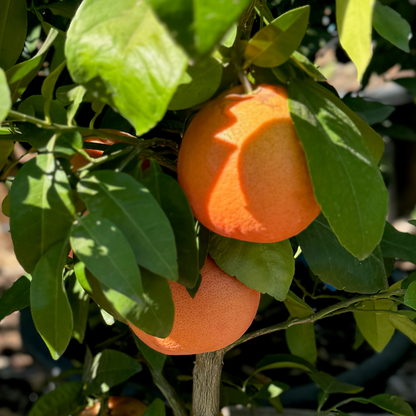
[223,289,406,352]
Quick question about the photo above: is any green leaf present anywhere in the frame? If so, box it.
[220,385,250,407]
[10,154,75,273]
[291,51,326,82]
[0,68,11,122]
[78,171,178,281]
[1,193,10,217]
[209,234,294,301]
[298,214,387,293]
[134,336,166,375]
[30,241,73,360]
[146,0,251,58]
[244,6,310,68]
[18,95,67,125]
[373,2,411,52]
[70,213,144,305]
[289,79,388,260]
[389,313,416,345]
[28,381,87,416]
[284,292,316,363]
[0,275,31,322]
[336,0,375,81]
[380,221,416,264]
[66,273,89,344]
[342,95,394,126]
[255,354,317,374]
[6,28,61,102]
[0,0,27,71]
[377,124,416,141]
[143,398,166,416]
[141,171,199,288]
[309,371,363,394]
[84,349,142,394]
[353,299,396,352]
[368,394,414,416]
[41,60,66,100]
[0,141,13,171]
[66,0,187,136]
[37,0,81,19]
[168,57,223,110]
[405,281,416,311]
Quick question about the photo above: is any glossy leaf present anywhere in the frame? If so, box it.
[380,221,416,265]
[66,0,187,135]
[389,313,416,344]
[147,0,251,58]
[209,234,294,301]
[143,398,166,416]
[70,213,144,305]
[0,275,31,322]
[6,28,60,102]
[85,349,142,394]
[67,273,89,344]
[28,381,87,416]
[342,95,394,126]
[134,337,166,375]
[373,2,411,52]
[0,141,13,171]
[368,394,414,416]
[78,171,178,280]
[298,215,387,293]
[353,299,396,352]
[168,57,223,110]
[336,0,375,81]
[309,371,363,394]
[244,6,310,68]
[10,154,75,273]
[30,241,73,360]
[0,68,11,122]
[289,79,388,260]
[141,171,198,287]
[0,0,27,70]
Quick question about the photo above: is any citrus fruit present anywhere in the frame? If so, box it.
[177,84,320,243]
[130,255,260,355]
[71,129,134,171]
[77,397,147,416]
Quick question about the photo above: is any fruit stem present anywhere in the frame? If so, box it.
[238,69,253,94]
[192,350,225,416]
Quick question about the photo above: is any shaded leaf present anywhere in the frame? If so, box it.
[66,0,187,135]
[286,324,317,364]
[10,154,75,273]
[0,141,13,171]
[0,0,27,70]
[291,51,326,81]
[353,299,396,352]
[342,95,394,126]
[389,313,416,345]
[30,241,73,360]
[244,6,310,68]
[368,394,414,416]
[78,171,178,280]
[380,221,416,265]
[147,0,251,58]
[18,95,66,125]
[134,336,166,375]
[309,371,363,394]
[209,234,294,301]
[373,2,411,52]
[0,275,31,322]
[28,381,87,416]
[141,171,199,288]
[85,349,142,394]
[143,398,166,416]
[254,354,316,373]
[0,68,11,121]
[169,57,222,110]
[289,79,388,260]
[395,78,416,97]
[336,0,375,81]
[298,214,387,293]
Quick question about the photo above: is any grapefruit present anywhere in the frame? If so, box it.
[177,84,320,243]
[130,255,260,355]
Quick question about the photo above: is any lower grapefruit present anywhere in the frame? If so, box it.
[130,256,260,355]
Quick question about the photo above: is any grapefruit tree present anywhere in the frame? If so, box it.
[1,1,416,416]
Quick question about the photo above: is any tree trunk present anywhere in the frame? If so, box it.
[192,350,225,416]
